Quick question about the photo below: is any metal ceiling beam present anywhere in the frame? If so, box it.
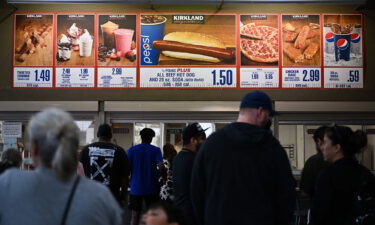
[5,0,369,4]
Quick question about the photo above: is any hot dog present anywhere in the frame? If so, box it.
[152,32,233,63]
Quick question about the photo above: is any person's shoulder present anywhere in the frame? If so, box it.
[0,169,33,187]
[79,177,115,197]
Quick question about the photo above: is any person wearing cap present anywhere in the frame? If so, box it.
[173,123,207,225]
[191,91,296,225]
[128,128,163,225]
[80,123,130,206]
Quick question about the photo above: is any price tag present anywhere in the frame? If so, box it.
[56,68,95,88]
[324,68,363,88]
[240,68,279,88]
[282,68,321,88]
[13,67,53,88]
[98,68,136,88]
[140,68,236,88]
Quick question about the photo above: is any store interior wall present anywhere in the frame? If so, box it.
[0,3,374,101]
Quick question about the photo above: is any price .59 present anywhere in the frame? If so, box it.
[347,70,360,82]
[212,70,233,86]
[34,69,51,82]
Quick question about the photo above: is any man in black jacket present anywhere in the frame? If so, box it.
[191,91,296,225]
[173,123,207,225]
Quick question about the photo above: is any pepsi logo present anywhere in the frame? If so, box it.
[325,32,335,42]
[336,39,349,50]
[351,33,361,43]
[143,43,150,49]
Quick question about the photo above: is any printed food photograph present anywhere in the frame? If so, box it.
[282,15,321,67]
[140,14,236,66]
[323,14,362,67]
[56,14,95,66]
[240,14,279,66]
[98,14,136,66]
[14,14,53,66]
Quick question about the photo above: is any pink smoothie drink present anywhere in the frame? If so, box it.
[114,29,134,56]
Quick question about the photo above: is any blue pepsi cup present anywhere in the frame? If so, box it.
[140,16,167,65]
[334,34,351,61]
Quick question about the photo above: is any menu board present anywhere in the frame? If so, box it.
[239,14,279,88]
[97,14,137,88]
[56,14,95,88]
[323,14,363,88]
[139,14,236,88]
[12,12,365,89]
[13,14,54,88]
[281,14,321,88]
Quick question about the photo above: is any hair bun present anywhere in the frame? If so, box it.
[351,130,368,153]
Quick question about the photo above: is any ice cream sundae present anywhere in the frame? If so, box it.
[57,34,72,61]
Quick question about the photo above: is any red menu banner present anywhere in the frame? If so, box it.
[12,12,364,89]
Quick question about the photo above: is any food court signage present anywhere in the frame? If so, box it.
[13,13,364,89]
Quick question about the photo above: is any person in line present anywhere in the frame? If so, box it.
[80,123,130,206]
[128,128,163,225]
[311,125,375,225]
[300,125,330,198]
[0,108,123,225]
[158,143,177,202]
[191,90,296,225]
[143,202,187,225]
[0,148,22,174]
[173,123,207,225]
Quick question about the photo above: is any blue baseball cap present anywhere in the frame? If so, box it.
[240,91,279,116]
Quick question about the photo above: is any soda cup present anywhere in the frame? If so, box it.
[350,24,362,55]
[334,34,351,61]
[324,32,335,54]
[140,15,167,65]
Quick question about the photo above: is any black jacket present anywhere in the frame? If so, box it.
[191,122,296,225]
[300,152,329,197]
[312,157,375,225]
[173,149,198,225]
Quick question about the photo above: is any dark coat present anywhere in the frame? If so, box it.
[191,122,296,225]
[312,157,375,225]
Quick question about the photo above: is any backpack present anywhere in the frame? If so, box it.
[353,172,375,225]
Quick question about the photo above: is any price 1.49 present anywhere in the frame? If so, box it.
[212,70,233,86]
[34,69,51,82]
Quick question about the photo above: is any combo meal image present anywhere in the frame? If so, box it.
[323,14,362,67]
[282,15,321,67]
[140,14,236,66]
[56,14,95,66]
[14,14,53,66]
[240,14,279,66]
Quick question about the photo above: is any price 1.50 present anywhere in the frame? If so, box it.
[212,70,233,86]
[302,70,320,82]
[34,69,51,82]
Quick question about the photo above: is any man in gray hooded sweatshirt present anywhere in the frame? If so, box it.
[191,91,296,225]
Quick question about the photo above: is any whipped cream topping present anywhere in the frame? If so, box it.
[68,23,80,37]
[79,29,92,41]
[60,34,70,43]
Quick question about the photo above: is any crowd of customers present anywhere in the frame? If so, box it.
[0,90,374,225]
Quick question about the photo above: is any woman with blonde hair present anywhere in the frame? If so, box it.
[0,108,123,225]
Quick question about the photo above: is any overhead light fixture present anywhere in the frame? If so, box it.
[5,0,369,4]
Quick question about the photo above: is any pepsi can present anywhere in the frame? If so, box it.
[350,24,361,55]
[325,32,335,54]
[334,34,351,61]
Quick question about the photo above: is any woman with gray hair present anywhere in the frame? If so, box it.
[0,108,123,225]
